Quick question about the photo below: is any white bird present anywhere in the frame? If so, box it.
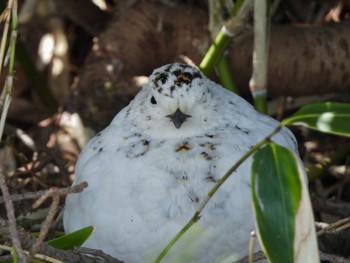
[64,63,306,262]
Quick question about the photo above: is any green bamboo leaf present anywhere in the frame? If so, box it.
[251,143,302,263]
[47,226,94,250]
[281,102,350,137]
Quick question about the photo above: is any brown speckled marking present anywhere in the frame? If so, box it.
[174,71,202,86]
[193,72,202,79]
[154,72,168,85]
[235,125,251,135]
[125,108,131,115]
[175,142,193,153]
[201,151,213,160]
[126,140,150,158]
[174,72,193,85]
[170,86,176,95]
[200,142,219,151]
[205,175,218,183]
[170,171,189,181]
[189,194,200,203]
[172,69,182,76]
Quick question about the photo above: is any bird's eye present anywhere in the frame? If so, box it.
[150,96,157,105]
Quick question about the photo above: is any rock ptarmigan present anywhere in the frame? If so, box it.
[64,63,302,262]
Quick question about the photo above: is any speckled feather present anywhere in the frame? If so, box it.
[64,63,298,262]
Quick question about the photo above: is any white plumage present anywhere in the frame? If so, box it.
[64,63,300,262]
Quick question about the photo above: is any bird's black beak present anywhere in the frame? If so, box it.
[166,108,191,129]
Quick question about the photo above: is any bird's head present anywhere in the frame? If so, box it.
[123,63,224,138]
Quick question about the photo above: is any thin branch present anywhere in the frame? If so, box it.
[224,0,253,37]
[74,247,124,263]
[0,182,88,204]
[0,244,63,263]
[30,189,61,258]
[317,216,350,236]
[0,5,22,257]
[0,167,26,262]
[319,251,348,263]
[236,250,266,263]
[248,231,256,263]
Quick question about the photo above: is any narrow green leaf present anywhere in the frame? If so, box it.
[47,226,94,250]
[251,143,302,263]
[281,102,350,137]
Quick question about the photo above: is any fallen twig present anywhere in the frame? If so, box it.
[74,247,124,263]
[317,217,350,236]
[30,188,61,259]
[319,250,348,263]
[0,167,26,262]
[0,217,123,263]
[236,250,266,263]
[0,182,88,204]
